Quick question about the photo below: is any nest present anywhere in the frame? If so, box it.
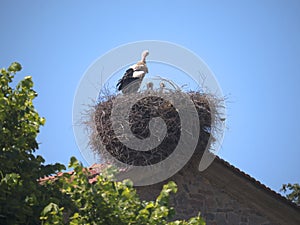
[87,89,223,167]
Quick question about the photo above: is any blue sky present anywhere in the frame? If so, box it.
[1,1,299,193]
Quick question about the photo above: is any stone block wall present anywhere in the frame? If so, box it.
[136,153,279,225]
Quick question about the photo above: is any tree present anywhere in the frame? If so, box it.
[0,63,65,224]
[41,157,205,225]
[281,183,300,206]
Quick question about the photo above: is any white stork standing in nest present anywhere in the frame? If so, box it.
[116,50,149,94]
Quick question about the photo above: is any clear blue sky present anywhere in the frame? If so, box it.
[1,1,299,193]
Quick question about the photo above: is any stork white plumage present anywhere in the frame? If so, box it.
[116,50,149,94]
[130,50,149,78]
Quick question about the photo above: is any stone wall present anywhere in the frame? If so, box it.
[136,152,280,225]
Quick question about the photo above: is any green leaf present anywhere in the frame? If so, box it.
[8,62,22,72]
[41,203,58,216]
[40,117,46,125]
[69,156,79,168]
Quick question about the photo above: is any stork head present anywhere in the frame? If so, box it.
[147,82,154,90]
[141,50,149,63]
[129,50,150,77]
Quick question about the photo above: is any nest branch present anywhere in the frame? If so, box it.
[84,88,225,167]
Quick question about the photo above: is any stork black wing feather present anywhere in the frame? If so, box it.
[116,68,134,91]
[124,68,134,78]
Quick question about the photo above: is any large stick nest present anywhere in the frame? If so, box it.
[87,89,224,167]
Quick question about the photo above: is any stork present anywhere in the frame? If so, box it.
[146,82,154,91]
[116,50,149,94]
[159,82,165,93]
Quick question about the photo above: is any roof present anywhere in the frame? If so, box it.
[39,155,300,224]
[215,156,300,210]
[201,155,300,224]
[40,157,299,209]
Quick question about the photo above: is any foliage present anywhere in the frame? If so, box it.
[0,63,65,225]
[281,183,300,205]
[41,157,205,225]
